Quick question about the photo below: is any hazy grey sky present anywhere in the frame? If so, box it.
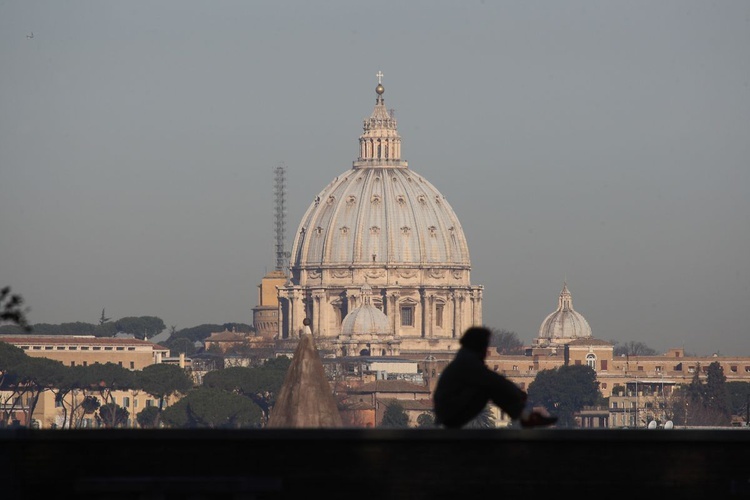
[1,1,748,355]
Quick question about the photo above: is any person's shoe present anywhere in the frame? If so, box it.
[520,411,558,428]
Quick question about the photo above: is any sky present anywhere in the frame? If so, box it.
[1,1,748,356]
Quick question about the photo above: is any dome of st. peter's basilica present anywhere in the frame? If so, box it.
[277,76,483,357]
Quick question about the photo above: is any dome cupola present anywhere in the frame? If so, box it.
[536,283,592,345]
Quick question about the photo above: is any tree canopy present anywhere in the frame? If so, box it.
[202,357,291,424]
[465,405,495,428]
[114,316,166,340]
[672,361,732,427]
[527,364,601,428]
[160,388,263,428]
[726,382,750,421]
[137,363,194,408]
[0,315,166,338]
[379,401,410,428]
[612,341,658,356]
[0,286,31,332]
[488,328,525,355]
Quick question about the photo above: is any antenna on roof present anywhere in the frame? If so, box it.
[274,164,289,272]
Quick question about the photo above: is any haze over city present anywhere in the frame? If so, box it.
[1,1,748,356]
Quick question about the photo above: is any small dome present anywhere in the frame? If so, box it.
[341,284,390,335]
[538,283,592,342]
[341,304,391,336]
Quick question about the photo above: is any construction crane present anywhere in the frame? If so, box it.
[274,164,290,272]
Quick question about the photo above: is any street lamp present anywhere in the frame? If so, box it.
[635,377,639,429]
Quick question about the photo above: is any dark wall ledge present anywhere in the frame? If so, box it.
[2,428,749,499]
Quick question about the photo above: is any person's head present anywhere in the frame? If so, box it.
[459,327,491,359]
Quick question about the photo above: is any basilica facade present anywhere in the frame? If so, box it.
[277,77,483,358]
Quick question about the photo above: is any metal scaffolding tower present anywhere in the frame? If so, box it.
[274,164,290,272]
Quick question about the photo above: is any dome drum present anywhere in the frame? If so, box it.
[296,266,471,288]
[333,338,402,358]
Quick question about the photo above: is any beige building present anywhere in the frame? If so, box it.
[0,334,169,370]
[425,284,750,428]
[0,334,174,428]
[252,270,287,339]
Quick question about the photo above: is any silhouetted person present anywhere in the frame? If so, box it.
[433,326,557,429]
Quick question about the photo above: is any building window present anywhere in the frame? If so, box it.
[400,306,414,327]
[435,304,444,327]
[130,362,135,369]
[116,347,124,351]
[655,366,662,372]
[146,399,154,407]
[601,383,607,389]
[45,346,53,350]
[57,346,65,350]
[93,347,101,351]
[81,346,89,350]
[32,346,41,350]
[70,361,75,367]
[134,399,139,409]
[333,304,343,326]
[512,365,519,371]
[128,347,135,351]
[586,354,596,370]
[123,397,130,408]
[70,346,77,350]
[731,365,738,373]
[118,361,122,367]
[83,361,87,367]
[105,347,113,351]
[688,366,695,373]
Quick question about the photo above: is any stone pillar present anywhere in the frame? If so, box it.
[451,291,460,338]
[388,291,399,335]
[472,288,483,327]
[312,290,325,337]
[420,289,428,338]
[291,289,305,338]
